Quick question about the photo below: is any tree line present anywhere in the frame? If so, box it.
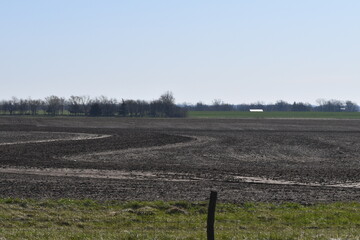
[0,92,187,117]
[183,99,359,112]
[1,95,358,117]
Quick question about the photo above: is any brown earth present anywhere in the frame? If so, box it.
[0,116,360,203]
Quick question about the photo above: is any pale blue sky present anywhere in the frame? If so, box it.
[1,0,359,104]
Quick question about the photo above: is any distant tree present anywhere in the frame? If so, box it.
[97,96,117,116]
[159,91,176,117]
[315,99,343,112]
[1,101,8,114]
[11,97,20,114]
[235,104,250,111]
[274,100,291,111]
[28,99,41,115]
[345,101,358,112]
[89,103,102,116]
[249,101,265,110]
[68,96,82,115]
[45,95,62,115]
[118,99,128,117]
[160,91,175,105]
[212,99,223,111]
[59,97,66,115]
[323,100,343,112]
[315,99,325,112]
[0,101,4,114]
[291,102,312,111]
[209,99,233,111]
[195,102,207,111]
[18,99,29,114]
[79,96,92,116]
[123,100,133,117]
[2,99,16,115]
[136,100,149,117]
[1,97,20,115]
[150,99,162,117]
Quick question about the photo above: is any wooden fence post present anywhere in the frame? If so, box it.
[207,191,218,240]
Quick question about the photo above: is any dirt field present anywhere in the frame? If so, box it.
[0,116,360,203]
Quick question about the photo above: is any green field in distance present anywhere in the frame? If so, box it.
[188,111,360,119]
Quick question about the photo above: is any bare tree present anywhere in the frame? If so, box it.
[159,91,176,117]
[117,99,126,117]
[68,96,82,115]
[28,98,41,115]
[98,96,117,116]
[195,102,208,111]
[124,99,137,117]
[0,100,13,114]
[89,102,102,116]
[274,100,291,111]
[160,91,175,105]
[45,95,62,115]
[209,99,232,111]
[2,97,19,115]
[150,99,163,117]
[78,95,92,116]
[345,101,358,112]
[18,98,29,115]
[136,100,149,117]
[59,97,66,115]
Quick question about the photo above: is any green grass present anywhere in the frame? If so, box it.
[0,198,359,239]
[188,111,360,119]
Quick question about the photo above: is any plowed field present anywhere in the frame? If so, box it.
[1,117,360,203]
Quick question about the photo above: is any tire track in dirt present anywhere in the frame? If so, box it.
[62,134,216,162]
[0,132,111,146]
[1,166,360,188]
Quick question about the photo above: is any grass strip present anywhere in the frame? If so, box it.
[188,111,360,119]
[0,199,359,239]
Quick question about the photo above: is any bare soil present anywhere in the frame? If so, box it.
[1,116,360,203]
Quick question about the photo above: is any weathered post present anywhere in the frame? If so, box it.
[207,191,218,240]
